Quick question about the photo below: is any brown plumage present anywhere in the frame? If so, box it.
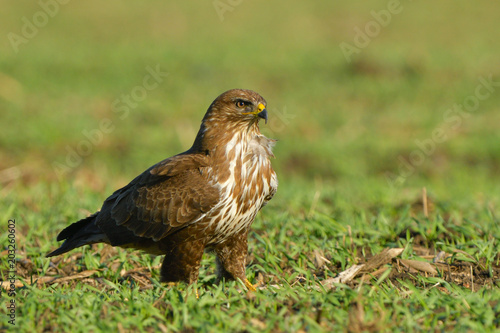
[47,89,278,288]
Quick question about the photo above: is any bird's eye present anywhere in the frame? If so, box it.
[235,100,246,108]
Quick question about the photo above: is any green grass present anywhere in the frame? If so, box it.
[1,0,500,332]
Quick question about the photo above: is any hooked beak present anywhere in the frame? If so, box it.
[257,108,268,124]
[256,103,268,124]
[242,103,268,124]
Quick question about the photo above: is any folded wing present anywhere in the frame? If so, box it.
[98,153,219,242]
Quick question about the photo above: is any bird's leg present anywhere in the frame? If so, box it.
[160,237,206,285]
[214,231,256,291]
[244,279,257,292]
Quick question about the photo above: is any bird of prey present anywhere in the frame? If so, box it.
[47,89,278,290]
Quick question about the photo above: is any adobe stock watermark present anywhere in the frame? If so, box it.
[266,106,295,136]
[385,75,499,187]
[213,0,243,22]
[5,219,17,326]
[7,0,71,54]
[339,0,411,63]
[52,65,168,179]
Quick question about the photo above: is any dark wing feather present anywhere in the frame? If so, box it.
[150,154,212,177]
[97,153,219,242]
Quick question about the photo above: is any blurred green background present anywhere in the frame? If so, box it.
[1,0,499,212]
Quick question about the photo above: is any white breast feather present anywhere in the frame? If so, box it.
[206,132,277,243]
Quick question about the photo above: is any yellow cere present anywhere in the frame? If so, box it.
[242,103,266,116]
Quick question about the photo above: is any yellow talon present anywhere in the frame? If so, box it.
[244,279,257,291]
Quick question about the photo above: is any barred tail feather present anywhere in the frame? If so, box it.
[46,213,109,257]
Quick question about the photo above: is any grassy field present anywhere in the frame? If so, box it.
[1,0,500,331]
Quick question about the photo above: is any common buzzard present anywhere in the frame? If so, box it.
[47,89,278,290]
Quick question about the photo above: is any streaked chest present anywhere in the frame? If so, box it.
[204,132,277,241]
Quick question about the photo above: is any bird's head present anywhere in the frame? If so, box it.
[191,89,269,152]
[204,89,268,126]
